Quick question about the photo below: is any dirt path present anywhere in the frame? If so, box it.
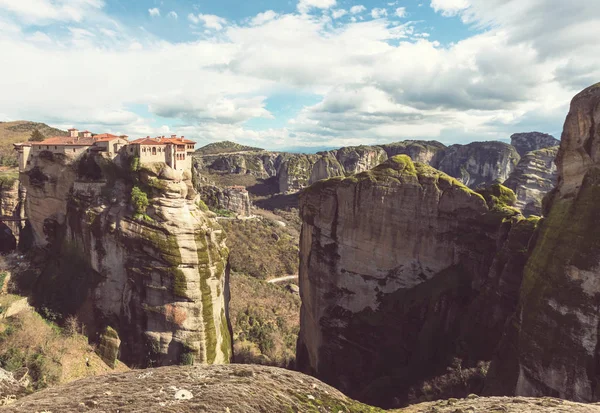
[267,275,298,284]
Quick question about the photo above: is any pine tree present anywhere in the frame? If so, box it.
[29,129,46,142]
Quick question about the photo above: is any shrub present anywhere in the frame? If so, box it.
[131,186,149,215]
[130,156,140,173]
[62,315,81,337]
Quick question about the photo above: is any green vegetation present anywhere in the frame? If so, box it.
[210,207,236,217]
[0,307,125,391]
[229,273,300,368]
[476,184,520,216]
[28,129,46,142]
[221,217,298,280]
[0,168,19,189]
[196,199,209,212]
[129,156,140,173]
[195,140,263,155]
[130,186,149,215]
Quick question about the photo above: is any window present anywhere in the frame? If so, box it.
[27,161,30,165]
[46,146,49,149]
[54,146,57,150]
[73,148,76,153]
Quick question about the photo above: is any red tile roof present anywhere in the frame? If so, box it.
[36,136,97,146]
[93,133,121,142]
[130,136,196,145]
[35,133,126,146]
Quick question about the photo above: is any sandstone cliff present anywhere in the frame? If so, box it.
[296,155,535,407]
[436,141,520,188]
[510,132,560,157]
[0,173,25,251]
[3,364,598,412]
[198,184,252,217]
[19,150,231,367]
[485,83,600,401]
[380,140,446,165]
[503,147,558,216]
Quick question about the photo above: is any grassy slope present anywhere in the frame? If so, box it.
[196,140,264,155]
[0,121,67,166]
[229,272,300,367]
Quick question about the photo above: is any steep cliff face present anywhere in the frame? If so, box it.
[0,174,26,250]
[436,142,520,188]
[195,151,283,179]
[503,146,558,216]
[296,155,535,407]
[485,83,600,401]
[198,185,252,217]
[20,151,231,367]
[510,132,560,157]
[380,140,447,165]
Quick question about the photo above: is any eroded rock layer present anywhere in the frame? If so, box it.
[296,155,536,407]
[19,151,231,367]
[485,83,600,401]
[510,132,560,157]
[436,141,520,188]
[503,146,558,216]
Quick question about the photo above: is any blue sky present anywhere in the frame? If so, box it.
[0,0,598,150]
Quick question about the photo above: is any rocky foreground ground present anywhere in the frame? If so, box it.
[1,364,599,413]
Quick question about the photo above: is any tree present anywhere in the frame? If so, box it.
[131,186,149,215]
[29,129,46,142]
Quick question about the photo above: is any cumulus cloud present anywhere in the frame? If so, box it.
[0,0,104,24]
[250,10,278,26]
[395,7,407,17]
[0,0,598,149]
[167,11,178,19]
[148,7,160,17]
[297,0,336,14]
[371,8,388,18]
[189,13,227,30]
[430,0,469,16]
[331,9,347,19]
[350,5,366,14]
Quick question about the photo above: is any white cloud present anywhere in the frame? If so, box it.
[27,31,52,44]
[350,5,366,14]
[0,0,104,24]
[189,13,227,30]
[332,9,347,19]
[371,8,387,18]
[395,7,407,17]
[0,0,598,149]
[148,8,160,17]
[297,0,337,14]
[167,11,178,20]
[250,10,278,26]
[430,0,469,16]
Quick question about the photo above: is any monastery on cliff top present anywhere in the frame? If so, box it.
[14,128,196,173]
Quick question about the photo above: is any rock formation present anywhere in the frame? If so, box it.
[0,176,27,250]
[485,83,600,402]
[380,140,447,165]
[296,155,536,407]
[19,150,231,367]
[436,141,520,188]
[4,364,598,412]
[503,146,558,216]
[197,185,252,217]
[510,132,560,157]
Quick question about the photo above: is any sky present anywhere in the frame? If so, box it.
[0,0,598,151]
